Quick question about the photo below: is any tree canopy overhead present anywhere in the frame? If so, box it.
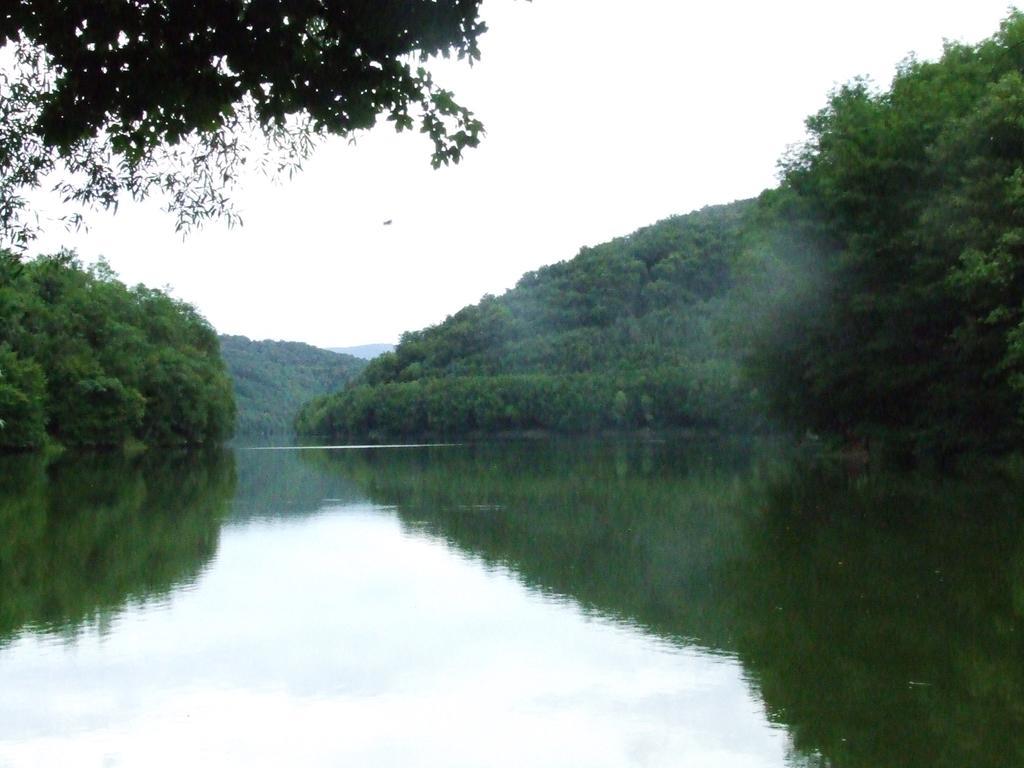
[0,0,486,247]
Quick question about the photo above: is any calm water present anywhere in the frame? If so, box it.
[0,441,1022,767]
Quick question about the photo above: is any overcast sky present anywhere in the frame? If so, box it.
[27,0,1018,348]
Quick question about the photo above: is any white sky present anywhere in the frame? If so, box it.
[27,0,1018,348]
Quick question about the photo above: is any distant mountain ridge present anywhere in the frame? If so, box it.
[219,335,367,436]
[327,343,394,359]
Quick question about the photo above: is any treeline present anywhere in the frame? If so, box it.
[300,12,1024,460]
[219,335,365,436]
[0,252,234,450]
[295,365,756,439]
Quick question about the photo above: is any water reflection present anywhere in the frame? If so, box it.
[306,441,1024,768]
[0,449,235,644]
[0,445,790,767]
[229,446,364,522]
[736,468,1024,768]
[0,441,1021,767]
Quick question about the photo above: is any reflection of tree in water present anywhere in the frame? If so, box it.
[229,448,365,523]
[734,468,1024,768]
[0,449,235,644]
[303,440,781,650]
[307,441,1024,768]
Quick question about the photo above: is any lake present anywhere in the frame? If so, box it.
[0,440,1021,767]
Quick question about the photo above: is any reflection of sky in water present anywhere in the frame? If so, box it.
[0,504,789,767]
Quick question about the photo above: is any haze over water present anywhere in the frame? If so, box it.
[1,441,1021,766]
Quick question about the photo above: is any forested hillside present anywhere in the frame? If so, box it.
[220,335,366,436]
[296,200,762,438]
[299,11,1024,461]
[746,11,1024,459]
[365,200,753,380]
[0,252,234,450]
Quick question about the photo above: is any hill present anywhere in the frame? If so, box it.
[296,199,763,439]
[219,335,367,436]
[299,12,1024,460]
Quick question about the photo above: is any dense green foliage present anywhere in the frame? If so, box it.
[219,335,366,436]
[297,200,762,439]
[1,0,485,246]
[297,367,752,438]
[0,449,234,643]
[749,12,1024,458]
[302,12,1024,459]
[0,251,235,449]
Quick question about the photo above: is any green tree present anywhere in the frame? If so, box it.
[0,0,487,247]
[0,345,46,449]
[0,250,235,449]
[747,12,1024,458]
